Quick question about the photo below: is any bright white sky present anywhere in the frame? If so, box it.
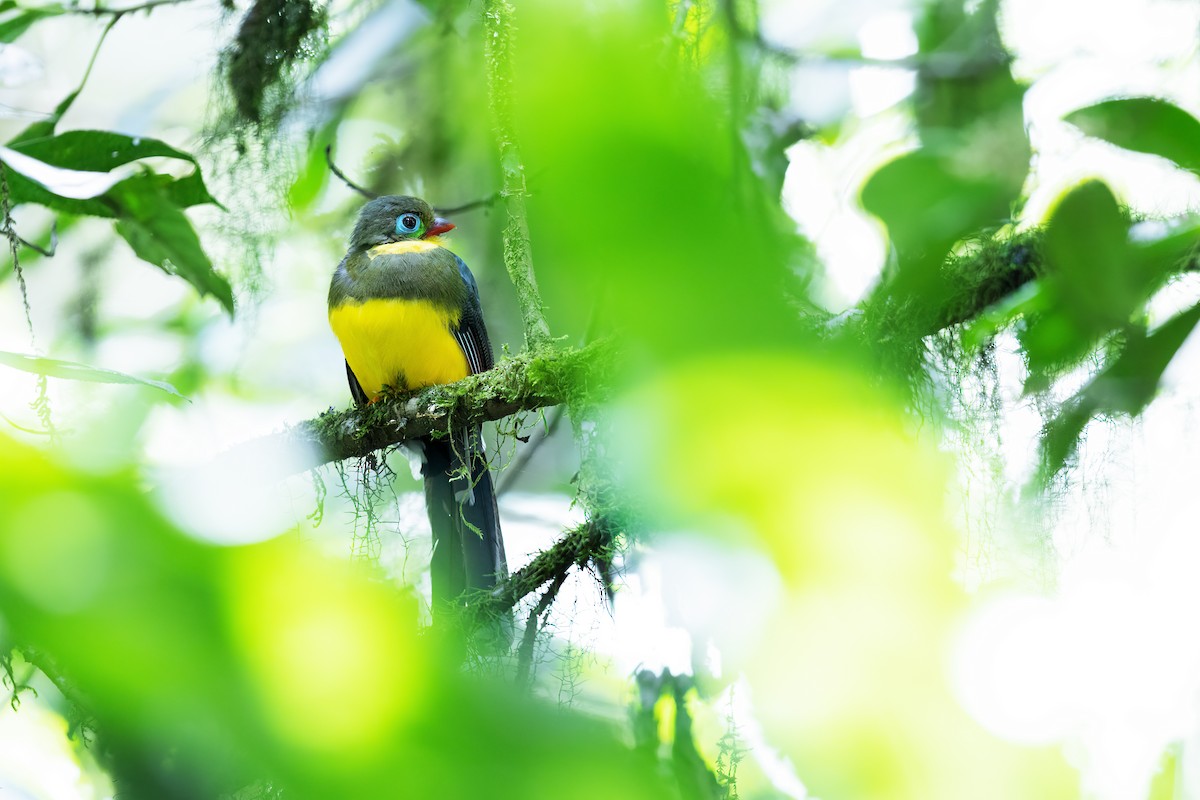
[2,1,1200,799]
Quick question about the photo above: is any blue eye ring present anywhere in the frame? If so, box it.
[396,213,422,235]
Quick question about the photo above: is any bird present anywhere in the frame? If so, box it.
[328,195,508,623]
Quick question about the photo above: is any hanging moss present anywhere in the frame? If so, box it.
[221,0,327,130]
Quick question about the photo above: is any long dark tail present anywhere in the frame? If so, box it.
[422,427,508,613]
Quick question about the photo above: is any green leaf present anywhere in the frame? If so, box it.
[163,168,222,210]
[3,130,221,214]
[1130,218,1200,289]
[109,176,235,314]
[0,4,63,43]
[1066,98,1200,173]
[0,351,183,397]
[1043,180,1133,329]
[1019,180,1144,386]
[861,150,1016,301]
[863,152,1010,255]
[1041,301,1200,476]
[11,129,198,173]
[287,122,337,211]
[0,129,231,312]
[7,130,220,207]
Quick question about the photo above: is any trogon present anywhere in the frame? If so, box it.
[328,195,508,615]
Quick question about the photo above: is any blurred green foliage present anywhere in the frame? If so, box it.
[620,355,1077,799]
[1066,97,1200,175]
[519,1,803,361]
[863,0,1028,310]
[0,433,671,799]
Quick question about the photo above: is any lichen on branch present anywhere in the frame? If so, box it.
[482,0,553,352]
[212,340,616,481]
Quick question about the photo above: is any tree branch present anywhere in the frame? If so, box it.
[484,517,614,617]
[210,340,615,481]
[482,0,553,352]
[514,571,566,688]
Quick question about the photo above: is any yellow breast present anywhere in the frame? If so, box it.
[329,297,469,399]
[367,240,444,256]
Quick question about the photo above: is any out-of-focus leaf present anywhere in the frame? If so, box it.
[1041,302,1200,475]
[0,350,183,397]
[288,121,338,211]
[1066,98,1200,173]
[110,177,235,314]
[0,3,63,43]
[517,1,804,358]
[1017,181,1169,390]
[914,0,1010,133]
[913,0,1029,180]
[1042,181,1132,329]
[863,0,1029,317]
[863,152,1011,257]
[1148,748,1179,800]
[862,150,1015,301]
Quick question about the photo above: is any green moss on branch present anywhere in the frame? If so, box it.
[213,340,617,481]
[482,0,553,352]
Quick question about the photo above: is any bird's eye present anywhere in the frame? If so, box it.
[396,213,422,235]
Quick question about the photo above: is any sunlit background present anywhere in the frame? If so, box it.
[2,0,1200,798]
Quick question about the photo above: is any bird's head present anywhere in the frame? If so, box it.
[348,195,455,251]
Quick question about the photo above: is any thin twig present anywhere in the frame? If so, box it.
[514,571,566,689]
[324,146,379,200]
[18,14,119,139]
[16,221,56,258]
[65,0,195,16]
[436,191,500,215]
[497,405,563,495]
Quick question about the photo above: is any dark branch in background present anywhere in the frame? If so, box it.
[514,570,566,688]
[497,405,563,495]
[324,145,503,215]
[67,0,195,16]
[324,145,378,200]
[16,221,57,258]
[436,191,501,215]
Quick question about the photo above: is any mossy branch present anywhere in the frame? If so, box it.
[483,0,553,353]
[212,340,616,480]
[861,224,1200,343]
[482,517,614,618]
